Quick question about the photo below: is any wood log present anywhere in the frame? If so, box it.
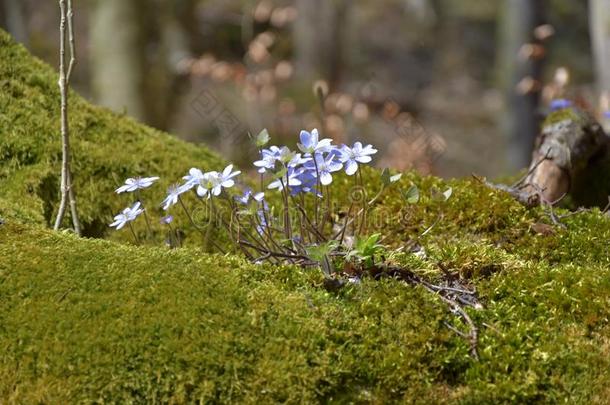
[523,108,610,207]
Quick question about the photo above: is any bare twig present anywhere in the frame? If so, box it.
[473,175,540,208]
[341,262,480,360]
[511,149,552,189]
[437,294,479,360]
[238,239,315,264]
[53,0,81,235]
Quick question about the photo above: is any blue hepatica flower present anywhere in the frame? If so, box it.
[160,215,174,225]
[161,184,188,210]
[290,169,321,196]
[268,167,303,191]
[280,147,310,168]
[549,99,572,111]
[109,202,144,229]
[603,111,610,119]
[297,129,333,155]
[254,146,281,173]
[340,142,378,175]
[306,153,343,186]
[256,210,268,235]
[235,188,265,205]
[115,176,160,194]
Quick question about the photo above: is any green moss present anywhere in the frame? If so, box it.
[0,223,455,403]
[541,107,583,127]
[2,30,610,402]
[2,214,610,402]
[0,29,224,236]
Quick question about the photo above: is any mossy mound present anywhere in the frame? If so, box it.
[2,207,610,403]
[0,29,223,236]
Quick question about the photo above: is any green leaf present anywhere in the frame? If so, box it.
[381,170,402,186]
[390,173,402,183]
[349,233,383,266]
[443,187,453,201]
[255,129,270,147]
[402,185,420,204]
[272,167,288,180]
[431,186,453,202]
[306,241,339,263]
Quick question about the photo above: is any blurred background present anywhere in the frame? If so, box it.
[2,0,609,178]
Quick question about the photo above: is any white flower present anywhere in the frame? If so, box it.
[183,165,240,198]
[161,184,188,210]
[115,176,159,193]
[218,164,241,190]
[196,171,220,199]
[109,202,144,229]
[182,168,205,190]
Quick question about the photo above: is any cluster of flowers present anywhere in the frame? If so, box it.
[254,129,377,192]
[109,128,378,261]
[109,165,240,231]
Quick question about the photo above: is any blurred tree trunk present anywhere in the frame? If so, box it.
[0,0,28,45]
[294,0,347,88]
[589,0,610,130]
[89,0,148,122]
[498,0,545,171]
[149,0,196,131]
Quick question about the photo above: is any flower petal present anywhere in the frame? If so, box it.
[223,165,233,177]
[221,179,235,188]
[320,171,333,186]
[299,130,312,147]
[355,155,372,163]
[345,159,358,175]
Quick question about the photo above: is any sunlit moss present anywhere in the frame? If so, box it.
[0,29,224,237]
[2,29,610,402]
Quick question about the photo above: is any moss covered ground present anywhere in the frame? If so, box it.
[2,30,610,403]
[0,29,223,236]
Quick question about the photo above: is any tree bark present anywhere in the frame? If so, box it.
[523,109,610,208]
[498,0,546,171]
[89,0,148,122]
[0,0,29,45]
[150,0,195,131]
[293,0,347,88]
[589,0,610,131]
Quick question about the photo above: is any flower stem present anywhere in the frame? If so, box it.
[279,176,292,244]
[128,222,140,245]
[312,157,322,225]
[179,196,226,254]
[136,191,153,240]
